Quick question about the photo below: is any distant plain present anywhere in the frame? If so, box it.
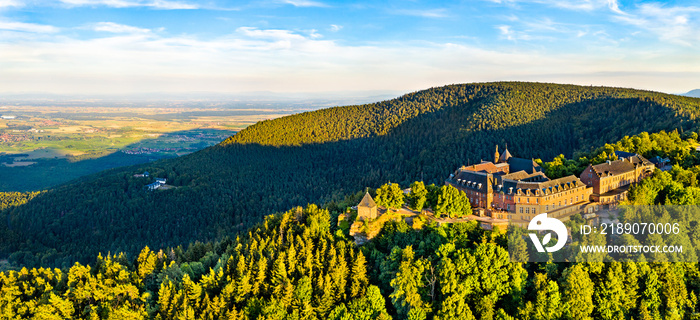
[0,104,292,191]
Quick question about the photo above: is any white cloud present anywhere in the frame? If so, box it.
[329,24,342,32]
[485,0,624,14]
[514,17,603,42]
[0,0,22,8]
[498,25,512,39]
[496,24,533,41]
[0,20,59,33]
[237,27,308,42]
[392,8,448,18]
[58,0,198,9]
[280,0,328,8]
[93,22,151,33]
[554,0,623,13]
[309,29,321,39]
[614,3,700,46]
[607,0,624,15]
[233,27,334,51]
[0,25,698,95]
[483,0,517,4]
[149,0,196,9]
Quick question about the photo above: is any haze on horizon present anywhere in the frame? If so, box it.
[1,0,699,96]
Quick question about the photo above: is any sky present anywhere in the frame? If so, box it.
[0,0,699,96]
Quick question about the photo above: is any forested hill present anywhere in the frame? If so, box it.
[2,82,700,267]
[225,82,699,147]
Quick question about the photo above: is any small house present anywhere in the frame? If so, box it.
[145,182,161,191]
[133,171,150,178]
[357,192,378,221]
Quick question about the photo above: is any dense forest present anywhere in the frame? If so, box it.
[0,192,40,211]
[3,82,700,267]
[4,155,700,318]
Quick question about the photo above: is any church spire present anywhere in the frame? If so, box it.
[499,143,513,163]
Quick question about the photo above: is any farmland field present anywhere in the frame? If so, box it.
[0,104,293,191]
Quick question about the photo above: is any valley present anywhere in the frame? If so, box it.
[0,105,290,191]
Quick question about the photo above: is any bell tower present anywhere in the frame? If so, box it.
[494,145,500,163]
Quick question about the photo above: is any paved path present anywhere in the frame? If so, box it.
[391,207,508,226]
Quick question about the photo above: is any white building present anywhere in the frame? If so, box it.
[145,182,161,191]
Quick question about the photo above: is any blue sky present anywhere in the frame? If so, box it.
[0,0,699,95]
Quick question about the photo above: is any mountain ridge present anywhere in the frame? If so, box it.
[2,81,700,267]
[684,89,700,98]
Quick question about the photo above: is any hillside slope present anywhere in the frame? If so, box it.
[684,89,700,98]
[2,82,700,267]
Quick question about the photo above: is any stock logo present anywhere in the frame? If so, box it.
[528,213,568,253]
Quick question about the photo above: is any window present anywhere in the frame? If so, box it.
[520,207,523,213]
[526,208,530,214]
[527,198,530,203]
[533,208,537,214]
[507,204,511,210]
[546,205,549,211]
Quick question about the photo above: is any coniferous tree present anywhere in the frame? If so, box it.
[350,250,369,298]
[389,246,429,319]
[561,264,594,320]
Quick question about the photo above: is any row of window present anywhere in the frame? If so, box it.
[517,197,583,214]
[516,190,583,204]
[519,207,537,214]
